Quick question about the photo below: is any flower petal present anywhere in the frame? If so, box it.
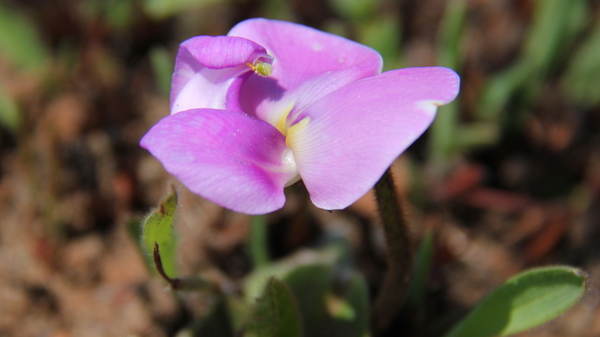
[140,109,297,214]
[228,18,383,91]
[286,67,460,210]
[171,36,272,114]
[241,65,375,129]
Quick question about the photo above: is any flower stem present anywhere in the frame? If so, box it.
[249,215,269,267]
[371,168,414,335]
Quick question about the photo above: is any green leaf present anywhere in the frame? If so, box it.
[0,4,49,73]
[246,278,303,337]
[142,187,178,277]
[329,272,370,337]
[244,248,342,303]
[243,248,350,337]
[444,266,587,337]
[283,264,334,337]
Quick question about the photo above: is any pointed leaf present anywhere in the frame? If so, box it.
[142,187,178,277]
[243,248,348,336]
[444,266,586,337]
[246,278,303,337]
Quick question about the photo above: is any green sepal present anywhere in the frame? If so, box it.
[142,187,178,277]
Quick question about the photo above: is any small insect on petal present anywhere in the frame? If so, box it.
[247,61,273,77]
[255,62,272,77]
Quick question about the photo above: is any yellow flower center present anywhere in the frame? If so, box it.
[271,102,311,187]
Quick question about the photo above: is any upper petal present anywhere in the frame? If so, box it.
[240,65,375,129]
[228,18,383,91]
[140,109,297,214]
[171,36,272,114]
[286,67,460,210]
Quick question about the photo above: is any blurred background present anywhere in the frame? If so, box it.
[1,0,600,336]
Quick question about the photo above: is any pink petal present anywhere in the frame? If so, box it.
[228,19,383,91]
[171,36,272,114]
[286,67,460,210]
[140,109,297,214]
[240,65,375,127]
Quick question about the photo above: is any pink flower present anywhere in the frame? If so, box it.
[141,18,460,214]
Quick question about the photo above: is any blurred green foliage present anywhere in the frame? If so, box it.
[327,0,381,21]
[83,0,136,31]
[144,0,226,19]
[150,46,175,98]
[0,4,49,73]
[0,3,51,131]
[190,298,235,337]
[243,246,369,337]
[0,85,19,133]
[563,20,600,107]
[357,15,402,71]
[407,231,434,315]
[249,215,270,268]
[479,0,588,123]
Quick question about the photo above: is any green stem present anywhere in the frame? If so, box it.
[249,215,270,267]
[371,168,414,335]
